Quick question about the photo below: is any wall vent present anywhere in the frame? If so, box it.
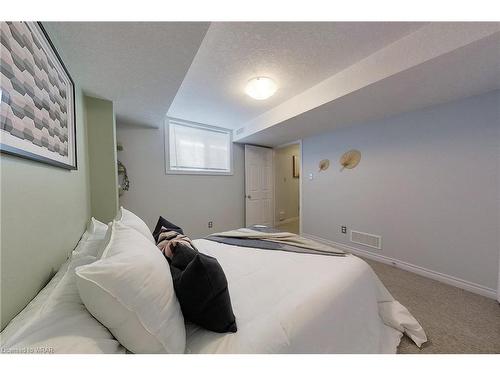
[350,230,382,250]
[235,127,245,135]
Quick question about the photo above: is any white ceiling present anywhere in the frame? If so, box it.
[239,32,500,146]
[43,22,210,127]
[167,22,424,129]
[234,23,500,145]
[43,22,499,146]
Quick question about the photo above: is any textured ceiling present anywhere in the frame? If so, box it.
[43,22,210,128]
[168,22,424,129]
[42,22,499,145]
[238,32,500,146]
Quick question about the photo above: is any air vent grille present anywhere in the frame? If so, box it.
[350,230,382,249]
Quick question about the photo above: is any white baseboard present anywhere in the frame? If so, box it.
[303,233,497,300]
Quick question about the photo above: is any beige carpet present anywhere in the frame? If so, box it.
[363,258,500,353]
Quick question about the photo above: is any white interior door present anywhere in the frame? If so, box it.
[245,145,274,227]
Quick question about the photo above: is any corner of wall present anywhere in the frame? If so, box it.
[84,96,119,223]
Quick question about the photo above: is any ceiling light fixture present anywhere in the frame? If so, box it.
[245,77,277,100]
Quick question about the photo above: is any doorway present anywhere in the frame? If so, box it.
[273,141,301,234]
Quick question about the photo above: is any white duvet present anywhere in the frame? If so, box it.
[185,239,426,354]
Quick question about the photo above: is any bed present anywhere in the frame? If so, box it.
[0,226,425,354]
[185,239,423,353]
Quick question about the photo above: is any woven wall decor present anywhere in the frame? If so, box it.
[340,149,361,171]
[318,159,330,172]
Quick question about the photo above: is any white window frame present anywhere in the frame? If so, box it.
[165,117,234,176]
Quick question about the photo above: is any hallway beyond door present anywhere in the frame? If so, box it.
[273,142,301,234]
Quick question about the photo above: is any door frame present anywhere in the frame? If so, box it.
[273,139,303,235]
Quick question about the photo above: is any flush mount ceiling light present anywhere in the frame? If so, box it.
[245,77,277,100]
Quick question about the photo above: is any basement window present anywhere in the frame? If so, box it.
[165,119,233,175]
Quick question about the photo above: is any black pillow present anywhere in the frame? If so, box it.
[168,242,237,333]
[153,216,184,242]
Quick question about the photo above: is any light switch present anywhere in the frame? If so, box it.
[309,173,313,180]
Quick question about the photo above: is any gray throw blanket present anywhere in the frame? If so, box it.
[206,226,345,257]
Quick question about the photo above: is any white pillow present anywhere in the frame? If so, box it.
[94,223,113,259]
[72,218,109,259]
[87,217,108,238]
[115,207,154,243]
[0,255,125,354]
[75,221,185,353]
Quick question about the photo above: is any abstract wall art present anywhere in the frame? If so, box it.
[0,22,76,169]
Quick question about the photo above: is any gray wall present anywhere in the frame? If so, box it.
[302,91,500,291]
[275,144,300,222]
[1,88,91,330]
[116,124,245,238]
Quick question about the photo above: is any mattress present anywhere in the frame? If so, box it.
[185,239,423,354]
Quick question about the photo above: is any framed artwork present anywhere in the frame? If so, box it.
[292,154,299,178]
[0,21,77,169]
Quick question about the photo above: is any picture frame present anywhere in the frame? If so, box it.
[292,154,299,178]
[0,21,77,170]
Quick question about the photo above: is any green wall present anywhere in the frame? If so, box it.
[1,88,91,330]
[85,96,119,223]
